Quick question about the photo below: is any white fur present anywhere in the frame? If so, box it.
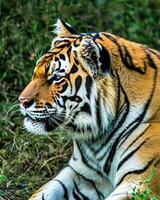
[24,117,47,135]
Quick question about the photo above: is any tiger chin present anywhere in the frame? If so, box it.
[19,19,160,200]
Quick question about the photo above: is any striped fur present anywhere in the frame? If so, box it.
[19,19,160,199]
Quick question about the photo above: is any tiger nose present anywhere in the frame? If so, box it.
[18,96,33,108]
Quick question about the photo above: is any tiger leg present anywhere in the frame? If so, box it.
[105,126,160,200]
[28,165,103,200]
[104,171,159,200]
[105,174,160,200]
[104,181,136,200]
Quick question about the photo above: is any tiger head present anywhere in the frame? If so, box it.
[19,19,116,140]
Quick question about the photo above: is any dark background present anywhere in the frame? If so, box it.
[1,0,160,199]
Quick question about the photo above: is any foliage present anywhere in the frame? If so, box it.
[1,0,160,199]
[127,171,159,200]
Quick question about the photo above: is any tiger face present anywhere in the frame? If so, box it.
[19,19,116,139]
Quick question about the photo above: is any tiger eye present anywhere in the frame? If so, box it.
[75,96,82,102]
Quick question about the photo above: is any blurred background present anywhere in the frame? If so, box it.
[1,0,160,199]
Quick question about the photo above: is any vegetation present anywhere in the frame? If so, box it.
[1,0,160,199]
[127,171,159,200]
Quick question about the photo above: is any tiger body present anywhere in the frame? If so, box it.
[19,19,160,199]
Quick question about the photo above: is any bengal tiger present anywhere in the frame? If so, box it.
[19,19,160,200]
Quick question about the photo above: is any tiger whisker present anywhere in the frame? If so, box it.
[48,116,66,131]
[54,113,74,123]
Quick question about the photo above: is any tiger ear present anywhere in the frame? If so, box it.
[53,19,77,37]
[76,37,111,77]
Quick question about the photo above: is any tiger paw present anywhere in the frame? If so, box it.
[28,180,65,200]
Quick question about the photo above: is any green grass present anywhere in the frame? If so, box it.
[1,0,160,199]
[127,171,159,200]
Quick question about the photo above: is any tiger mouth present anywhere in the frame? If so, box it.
[24,114,64,133]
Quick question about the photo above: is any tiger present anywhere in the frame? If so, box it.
[19,19,160,200]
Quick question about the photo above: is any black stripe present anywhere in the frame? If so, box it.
[117,140,147,171]
[56,97,67,108]
[119,121,140,147]
[46,51,54,55]
[73,180,89,200]
[55,44,69,49]
[66,46,72,62]
[96,91,101,129]
[105,61,156,174]
[59,69,65,73]
[104,33,158,72]
[76,141,103,177]
[60,19,78,34]
[73,189,82,200]
[115,72,121,114]
[74,41,79,47]
[59,54,66,60]
[49,46,63,53]
[57,60,61,70]
[102,33,146,74]
[54,40,70,45]
[42,193,45,200]
[85,76,93,100]
[119,66,157,147]
[45,63,50,74]
[65,73,73,93]
[80,103,91,114]
[67,165,104,199]
[93,32,102,40]
[103,134,122,174]
[70,64,78,74]
[102,33,118,43]
[67,165,90,181]
[104,66,157,174]
[101,33,158,176]
[42,52,54,59]
[99,46,111,74]
[109,71,130,136]
[114,103,128,127]
[154,158,160,167]
[145,50,157,69]
[55,56,59,62]
[121,125,151,156]
[95,74,129,161]
[74,58,79,65]
[147,48,160,59]
[75,76,82,94]
[123,46,146,74]
[54,179,68,200]
[116,158,155,187]
[60,82,68,93]
[66,122,77,132]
